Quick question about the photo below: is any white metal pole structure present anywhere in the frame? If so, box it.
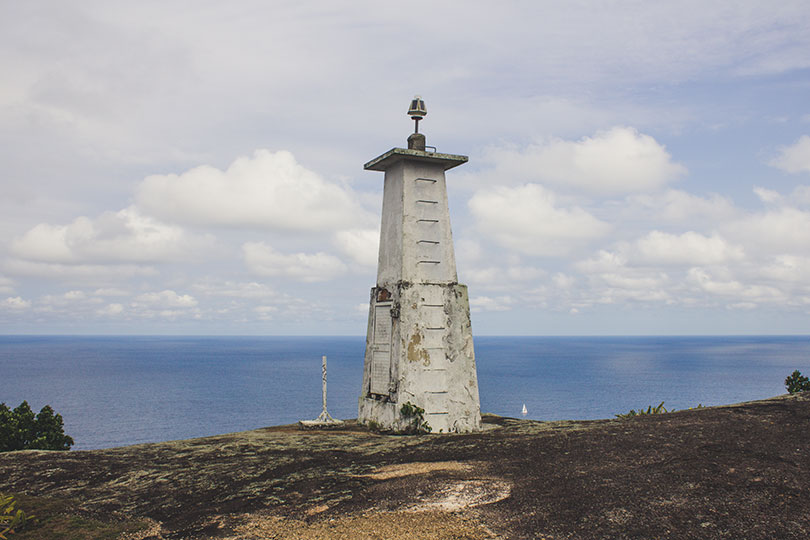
[299,355,342,427]
[321,355,327,415]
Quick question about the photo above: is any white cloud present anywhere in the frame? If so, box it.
[770,135,810,174]
[790,185,810,206]
[625,190,736,225]
[575,251,673,305]
[93,287,130,297]
[756,255,810,284]
[470,295,515,312]
[575,250,627,274]
[632,231,744,266]
[254,305,278,321]
[506,266,545,282]
[97,303,124,316]
[5,4,810,333]
[192,281,278,299]
[479,127,686,195]
[3,259,158,282]
[2,296,30,310]
[242,242,347,282]
[552,273,576,290]
[463,267,502,286]
[597,279,673,304]
[728,302,758,310]
[568,189,810,307]
[753,187,784,205]
[455,238,484,264]
[686,268,784,302]
[567,202,810,311]
[599,272,669,293]
[723,206,810,255]
[469,184,610,256]
[10,206,209,264]
[333,228,379,267]
[134,290,198,308]
[10,223,73,262]
[462,264,545,290]
[38,291,103,311]
[136,150,374,231]
[0,275,13,295]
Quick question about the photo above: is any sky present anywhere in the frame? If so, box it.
[2,1,810,335]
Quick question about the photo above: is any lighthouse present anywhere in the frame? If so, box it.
[357,97,482,433]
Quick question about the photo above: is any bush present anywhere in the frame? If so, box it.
[400,402,432,434]
[616,401,670,419]
[0,493,34,538]
[785,370,810,394]
[0,401,73,452]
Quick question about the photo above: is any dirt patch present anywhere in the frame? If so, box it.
[305,504,330,516]
[363,461,511,512]
[222,510,497,540]
[406,479,512,512]
[363,460,472,480]
[118,518,164,539]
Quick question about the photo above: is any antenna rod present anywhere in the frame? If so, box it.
[321,355,327,414]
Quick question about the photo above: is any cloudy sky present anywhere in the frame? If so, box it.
[2,1,810,335]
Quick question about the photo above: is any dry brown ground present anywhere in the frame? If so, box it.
[2,393,809,539]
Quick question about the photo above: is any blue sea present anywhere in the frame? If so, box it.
[2,335,809,450]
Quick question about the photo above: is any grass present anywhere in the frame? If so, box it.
[9,494,151,540]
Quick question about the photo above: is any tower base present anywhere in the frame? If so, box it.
[358,281,482,433]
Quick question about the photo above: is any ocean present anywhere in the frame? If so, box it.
[2,335,809,450]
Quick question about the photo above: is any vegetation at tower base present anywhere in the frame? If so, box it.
[1,393,809,539]
[399,401,432,434]
[363,404,432,435]
[785,369,810,394]
[0,401,73,452]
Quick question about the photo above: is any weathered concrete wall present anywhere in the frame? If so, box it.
[358,282,481,433]
[376,159,458,285]
[359,147,481,433]
[375,161,405,286]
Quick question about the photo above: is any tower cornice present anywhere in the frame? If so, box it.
[364,147,468,172]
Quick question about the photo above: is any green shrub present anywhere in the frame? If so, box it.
[616,401,669,419]
[0,401,73,452]
[616,401,705,419]
[400,402,432,434]
[785,370,810,394]
[0,493,34,538]
[0,493,150,539]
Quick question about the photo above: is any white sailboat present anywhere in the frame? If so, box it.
[521,403,527,416]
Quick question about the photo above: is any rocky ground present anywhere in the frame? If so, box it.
[2,393,809,539]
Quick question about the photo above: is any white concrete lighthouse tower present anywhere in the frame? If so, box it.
[358,97,482,433]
